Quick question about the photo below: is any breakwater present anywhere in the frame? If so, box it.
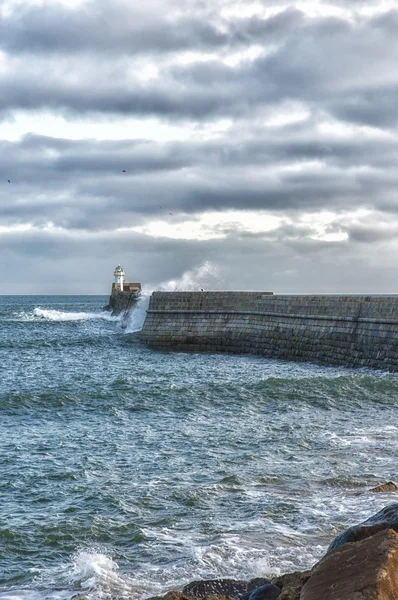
[140,292,398,371]
[106,289,140,314]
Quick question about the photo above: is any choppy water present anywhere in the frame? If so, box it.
[1,295,398,600]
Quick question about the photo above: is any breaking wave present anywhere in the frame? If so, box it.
[124,292,150,333]
[121,260,224,334]
[67,549,138,600]
[17,308,120,322]
[159,260,223,292]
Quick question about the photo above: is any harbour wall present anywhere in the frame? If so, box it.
[140,292,398,371]
[106,290,140,314]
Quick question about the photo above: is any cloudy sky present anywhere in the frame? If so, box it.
[1,0,398,293]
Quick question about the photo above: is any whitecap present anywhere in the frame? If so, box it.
[17,308,121,323]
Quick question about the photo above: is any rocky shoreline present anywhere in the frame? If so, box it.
[148,500,398,600]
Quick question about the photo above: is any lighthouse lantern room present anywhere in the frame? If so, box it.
[114,264,125,291]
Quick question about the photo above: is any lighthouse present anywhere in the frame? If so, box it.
[113,264,125,291]
[106,266,142,312]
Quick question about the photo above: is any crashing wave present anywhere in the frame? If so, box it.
[17,308,121,322]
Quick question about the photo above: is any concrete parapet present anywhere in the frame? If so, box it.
[140,292,398,371]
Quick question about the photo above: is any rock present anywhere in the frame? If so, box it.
[301,528,398,600]
[183,579,269,599]
[248,584,280,600]
[149,593,234,600]
[369,481,398,493]
[249,579,271,591]
[328,502,398,551]
[271,571,310,600]
[164,594,191,600]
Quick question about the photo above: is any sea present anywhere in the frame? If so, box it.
[1,294,398,600]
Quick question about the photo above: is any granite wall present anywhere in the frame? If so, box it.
[140,292,398,371]
[107,290,140,315]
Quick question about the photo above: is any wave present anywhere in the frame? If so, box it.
[16,308,121,323]
[68,550,138,600]
[124,293,150,333]
[0,551,139,600]
[122,260,222,334]
[158,260,224,291]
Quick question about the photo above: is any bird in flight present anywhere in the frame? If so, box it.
[122,170,126,172]
[7,180,10,183]
[169,212,173,215]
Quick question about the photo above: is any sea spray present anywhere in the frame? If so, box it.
[159,261,224,292]
[68,550,137,599]
[123,261,222,334]
[124,292,151,333]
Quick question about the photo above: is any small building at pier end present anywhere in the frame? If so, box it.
[112,265,141,294]
[105,265,142,313]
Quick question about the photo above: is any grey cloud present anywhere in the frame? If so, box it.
[0,8,396,129]
[1,223,397,295]
[1,1,398,292]
[0,0,228,56]
[0,70,228,118]
[0,6,397,128]
[2,128,398,232]
[348,223,398,243]
[332,87,398,128]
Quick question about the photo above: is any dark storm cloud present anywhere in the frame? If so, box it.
[0,5,396,126]
[0,6,395,123]
[2,124,398,232]
[0,0,229,55]
[1,223,397,295]
[2,128,398,232]
[348,223,398,243]
[1,2,306,58]
[1,0,398,291]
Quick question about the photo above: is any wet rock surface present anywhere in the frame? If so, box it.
[246,583,280,600]
[301,528,398,600]
[369,481,398,493]
[328,502,398,551]
[271,571,310,600]
[183,578,270,598]
[154,593,236,600]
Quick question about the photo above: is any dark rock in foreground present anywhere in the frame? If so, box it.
[183,578,269,598]
[246,583,280,600]
[151,573,310,600]
[301,528,398,600]
[150,592,235,600]
[271,571,310,600]
[328,502,398,551]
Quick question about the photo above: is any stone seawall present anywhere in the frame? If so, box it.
[140,292,398,371]
[107,290,140,314]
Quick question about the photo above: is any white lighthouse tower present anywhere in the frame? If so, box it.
[113,264,125,291]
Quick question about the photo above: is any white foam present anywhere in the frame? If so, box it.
[0,590,73,600]
[69,550,134,596]
[17,308,120,323]
[124,292,150,333]
[122,261,224,334]
[0,551,143,600]
[159,261,224,291]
